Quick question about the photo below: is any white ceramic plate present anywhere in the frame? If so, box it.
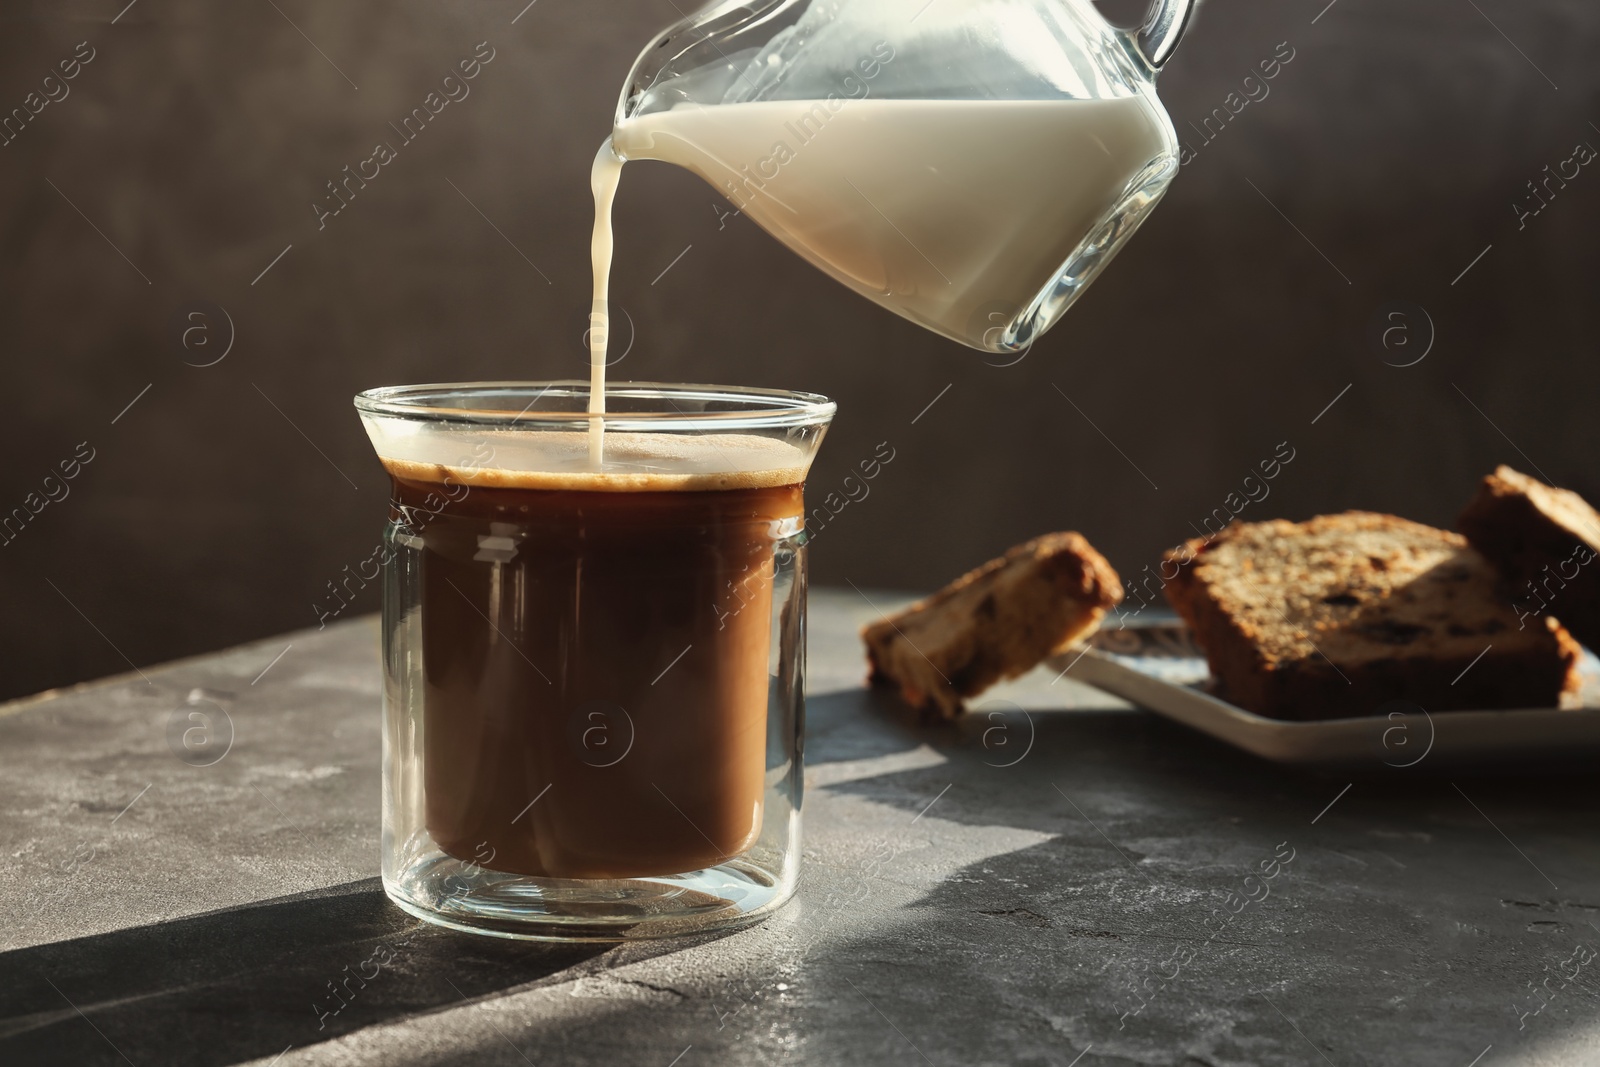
[1054,614,1600,766]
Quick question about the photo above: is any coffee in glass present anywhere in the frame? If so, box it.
[356,382,833,940]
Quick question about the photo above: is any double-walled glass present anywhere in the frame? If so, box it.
[354,383,834,940]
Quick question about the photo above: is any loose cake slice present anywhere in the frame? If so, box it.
[1161,511,1580,720]
[862,532,1122,719]
[1458,465,1600,651]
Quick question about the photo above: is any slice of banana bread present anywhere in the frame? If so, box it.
[1458,465,1600,651]
[1162,511,1580,720]
[862,532,1122,719]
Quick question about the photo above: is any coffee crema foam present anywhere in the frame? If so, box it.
[378,431,809,492]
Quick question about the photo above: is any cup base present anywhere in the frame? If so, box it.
[383,849,795,941]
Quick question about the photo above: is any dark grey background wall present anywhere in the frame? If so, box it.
[2,0,1596,702]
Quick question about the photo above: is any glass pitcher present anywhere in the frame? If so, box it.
[611,0,1195,354]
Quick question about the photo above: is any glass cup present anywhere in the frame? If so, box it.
[354,382,833,940]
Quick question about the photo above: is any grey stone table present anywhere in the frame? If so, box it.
[2,590,1598,1067]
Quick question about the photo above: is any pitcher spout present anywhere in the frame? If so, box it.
[619,0,804,123]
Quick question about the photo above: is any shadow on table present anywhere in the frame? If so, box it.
[227,691,1598,1067]
[807,683,1600,880]
[0,877,713,1067]
[10,690,1596,1066]
[782,688,1600,1066]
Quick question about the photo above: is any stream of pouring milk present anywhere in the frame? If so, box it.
[588,142,623,466]
[587,95,1168,462]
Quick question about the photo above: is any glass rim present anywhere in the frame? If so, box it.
[354,380,836,431]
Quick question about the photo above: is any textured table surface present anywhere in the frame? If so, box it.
[2,589,1597,1067]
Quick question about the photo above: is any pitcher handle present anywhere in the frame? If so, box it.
[1133,0,1196,72]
